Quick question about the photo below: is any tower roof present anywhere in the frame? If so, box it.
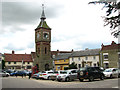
[35,4,51,30]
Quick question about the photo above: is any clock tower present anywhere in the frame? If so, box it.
[34,4,53,71]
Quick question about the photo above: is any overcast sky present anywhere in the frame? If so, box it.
[0,0,118,54]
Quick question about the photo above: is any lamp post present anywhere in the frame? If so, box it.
[53,60,55,71]
[100,53,103,67]
[82,59,84,67]
[21,58,24,70]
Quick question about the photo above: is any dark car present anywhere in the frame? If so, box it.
[10,71,17,76]
[77,67,104,82]
[15,71,26,76]
[6,69,14,74]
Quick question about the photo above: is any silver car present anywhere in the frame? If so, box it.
[38,70,54,80]
[103,68,118,78]
[0,71,9,77]
[56,69,78,82]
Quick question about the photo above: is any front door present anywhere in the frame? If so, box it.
[45,64,49,71]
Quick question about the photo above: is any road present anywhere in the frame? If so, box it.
[1,76,120,88]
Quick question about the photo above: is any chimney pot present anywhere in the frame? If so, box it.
[111,41,116,45]
[12,50,14,54]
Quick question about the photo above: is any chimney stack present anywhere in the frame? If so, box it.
[85,48,89,50]
[111,41,116,45]
[12,50,14,54]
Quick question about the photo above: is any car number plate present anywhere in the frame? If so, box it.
[80,78,84,79]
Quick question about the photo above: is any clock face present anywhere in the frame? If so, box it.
[37,32,40,39]
[43,32,49,39]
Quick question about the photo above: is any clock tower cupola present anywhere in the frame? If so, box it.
[34,4,52,71]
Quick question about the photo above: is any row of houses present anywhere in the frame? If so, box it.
[1,41,120,71]
[54,41,120,70]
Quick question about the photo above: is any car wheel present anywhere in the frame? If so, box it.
[118,74,120,78]
[110,75,113,79]
[48,76,50,80]
[36,78,38,80]
[79,79,84,82]
[100,75,104,80]
[65,77,70,82]
[89,76,94,82]
[57,79,61,82]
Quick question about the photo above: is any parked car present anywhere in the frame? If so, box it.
[94,67,105,72]
[3,71,10,76]
[37,70,54,80]
[49,71,60,81]
[6,69,15,74]
[32,72,42,79]
[117,69,120,78]
[0,71,9,77]
[14,71,26,76]
[77,67,104,82]
[10,71,17,76]
[23,70,30,76]
[103,68,118,78]
[56,69,78,82]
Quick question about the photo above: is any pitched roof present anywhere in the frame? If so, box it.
[101,41,120,51]
[35,4,51,30]
[54,53,72,60]
[51,50,73,57]
[4,53,33,62]
[36,21,51,30]
[70,49,100,57]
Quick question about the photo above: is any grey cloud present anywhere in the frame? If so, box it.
[76,42,101,50]
[2,2,64,33]
[27,42,35,49]
[4,43,26,51]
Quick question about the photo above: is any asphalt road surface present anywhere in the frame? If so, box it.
[1,76,120,88]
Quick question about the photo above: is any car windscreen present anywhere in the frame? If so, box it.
[54,71,58,74]
[60,71,67,74]
[104,69,112,72]
[41,71,46,73]
[48,72,53,74]
[79,68,86,71]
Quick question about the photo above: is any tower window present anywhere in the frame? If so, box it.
[45,47,47,54]
[38,48,40,54]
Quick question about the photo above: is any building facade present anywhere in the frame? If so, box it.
[54,53,71,71]
[4,51,33,70]
[100,41,120,68]
[69,48,100,68]
[34,4,53,71]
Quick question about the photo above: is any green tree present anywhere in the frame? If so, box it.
[89,0,120,38]
[68,62,77,69]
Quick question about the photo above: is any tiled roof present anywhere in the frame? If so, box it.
[51,50,72,56]
[70,49,100,57]
[101,41,120,51]
[35,21,51,30]
[54,53,72,60]
[4,53,33,62]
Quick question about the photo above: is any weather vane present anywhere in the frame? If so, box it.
[42,4,44,10]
